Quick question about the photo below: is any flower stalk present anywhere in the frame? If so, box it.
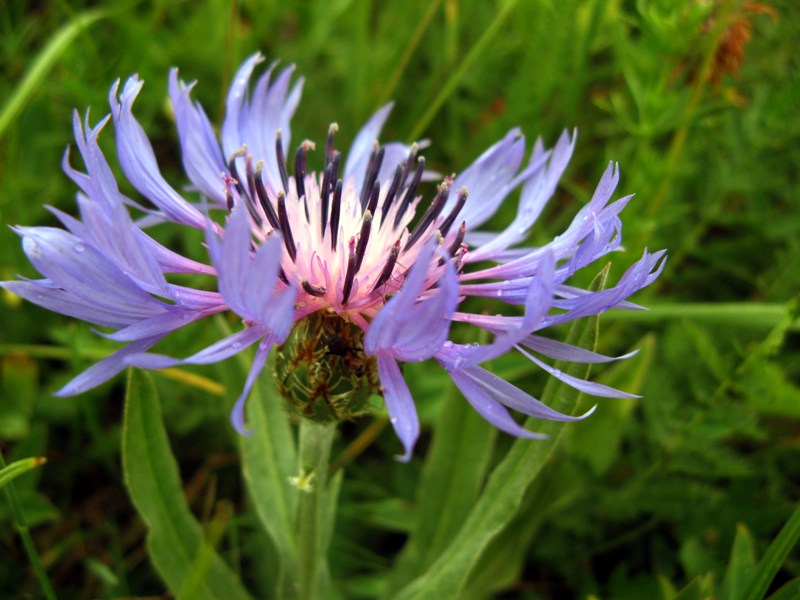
[295,419,337,599]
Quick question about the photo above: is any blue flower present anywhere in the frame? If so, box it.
[3,53,665,460]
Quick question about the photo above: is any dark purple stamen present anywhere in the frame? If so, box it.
[276,191,297,261]
[302,280,327,297]
[354,209,373,272]
[406,182,450,250]
[342,237,358,304]
[320,152,340,238]
[394,156,425,229]
[447,221,467,256]
[372,240,401,291]
[438,187,468,238]
[244,155,257,200]
[329,179,343,250]
[294,142,311,202]
[254,162,281,230]
[379,164,404,226]
[360,143,385,209]
[275,131,289,192]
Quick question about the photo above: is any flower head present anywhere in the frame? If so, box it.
[3,53,665,460]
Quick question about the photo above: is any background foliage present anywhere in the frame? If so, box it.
[1,0,798,597]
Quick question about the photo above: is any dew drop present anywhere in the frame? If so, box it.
[22,238,40,258]
[552,368,562,377]
[453,358,463,369]
[73,242,85,253]
[443,340,453,348]
[232,342,242,350]
[495,290,503,297]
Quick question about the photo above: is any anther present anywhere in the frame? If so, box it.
[302,280,327,297]
[372,240,401,291]
[275,130,290,192]
[254,161,281,230]
[325,123,339,166]
[394,156,425,229]
[329,179,343,250]
[276,191,297,261]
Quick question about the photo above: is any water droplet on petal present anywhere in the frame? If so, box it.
[453,358,463,369]
[232,342,242,350]
[552,368,562,377]
[22,238,40,258]
[495,290,503,297]
[443,340,453,348]
[73,242,85,253]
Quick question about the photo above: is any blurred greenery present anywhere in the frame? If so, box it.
[1,0,798,597]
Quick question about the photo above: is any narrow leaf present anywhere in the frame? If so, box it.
[721,523,757,600]
[741,507,800,600]
[122,369,251,600]
[0,9,108,138]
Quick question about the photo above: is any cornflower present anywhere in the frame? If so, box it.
[3,54,665,459]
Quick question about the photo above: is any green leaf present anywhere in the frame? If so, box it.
[767,579,800,600]
[389,384,496,586]
[239,354,299,595]
[674,574,715,600]
[122,369,251,600]
[392,265,609,599]
[0,456,46,490]
[721,524,757,600]
[740,507,800,600]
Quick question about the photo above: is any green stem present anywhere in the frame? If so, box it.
[296,420,337,600]
[407,0,520,141]
[0,451,58,600]
[601,302,799,331]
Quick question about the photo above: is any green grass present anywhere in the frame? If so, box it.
[1,0,798,597]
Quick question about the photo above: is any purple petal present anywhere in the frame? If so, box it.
[109,77,208,229]
[516,346,638,399]
[231,335,275,435]
[451,129,527,229]
[459,365,597,420]
[365,241,456,360]
[169,69,227,205]
[446,368,548,439]
[344,103,393,191]
[377,351,420,462]
[523,335,639,363]
[1,280,134,328]
[56,336,162,396]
